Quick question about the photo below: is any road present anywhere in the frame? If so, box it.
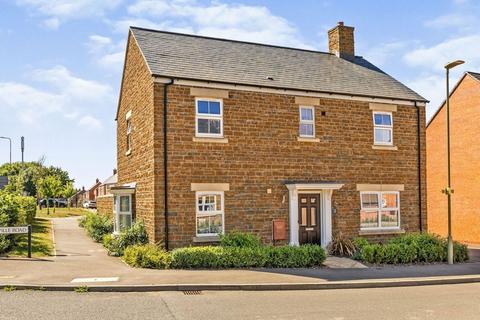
[1,283,480,320]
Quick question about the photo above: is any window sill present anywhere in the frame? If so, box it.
[193,235,221,243]
[125,149,132,156]
[359,228,405,236]
[193,137,228,143]
[297,137,320,142]
[372,145,398,151]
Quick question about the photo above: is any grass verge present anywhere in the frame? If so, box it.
[36,207,90,219]
[7,218,53,257]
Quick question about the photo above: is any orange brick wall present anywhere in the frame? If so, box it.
[96,195,113,218]
[427,74,480,244]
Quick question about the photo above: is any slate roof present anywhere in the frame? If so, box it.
[102,173,118,185]
[130,27,426,102]
[468,72,480,81]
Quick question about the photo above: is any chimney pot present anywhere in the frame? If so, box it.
[113,168,117,175]
[328,22,355,61]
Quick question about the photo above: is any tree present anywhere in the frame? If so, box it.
[61,182,76,209]
[37,176,62,214]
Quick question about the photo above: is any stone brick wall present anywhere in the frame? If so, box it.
[116,31,157,241]
[427,74,480,244]
[96,195,113,218]
[156,85,426,248]
[328,22,355,58]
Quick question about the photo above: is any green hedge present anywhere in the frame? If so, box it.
[14,195,37,225]
[123,244,171,269]
[356,233,469,264]
[219,230,261,248]
[0,192,20,253]
[169,244,326,269]
[79,212,113,242]
[103,222,148,256]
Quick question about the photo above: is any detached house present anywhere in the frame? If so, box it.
[112,22,427,249]
[427,72,480,244]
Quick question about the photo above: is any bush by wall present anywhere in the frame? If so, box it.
[123,244,171,269]
[219,231,261,248]
[103,221,148,256]
[356,233,469,264]
[80,212,113,242]
[169,244,326,269]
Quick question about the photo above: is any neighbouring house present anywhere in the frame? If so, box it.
[70,187,86,207]
[0,176,7,190]
[112,22,427,249]
[427,71,480,244]
[96,170,118,216]
[86,178,101,202]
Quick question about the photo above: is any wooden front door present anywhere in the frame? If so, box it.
[298,194,321,245]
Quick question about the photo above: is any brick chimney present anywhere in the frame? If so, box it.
[328,22,355,60]
[113,168,117,175]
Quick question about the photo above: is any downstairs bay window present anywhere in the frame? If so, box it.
[196,191,224,236]
[360,191,400,230]
[113,194,132,234]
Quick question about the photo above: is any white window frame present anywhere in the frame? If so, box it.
[360,191,400,230]
[126,118,132,152]
[195,191,225,237]
[195,98,223,138]
[113,194,132,234]
[299,106,315,138]
[372,111,393,145]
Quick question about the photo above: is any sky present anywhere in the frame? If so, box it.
[1,0,479,188]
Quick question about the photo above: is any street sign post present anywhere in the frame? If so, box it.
[0,225,32,258]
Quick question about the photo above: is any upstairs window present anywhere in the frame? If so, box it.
[373,112,393,145]
[299,106,315,137]
[196,191,224,236]
[196,98,223,137]
[126,118,132,152]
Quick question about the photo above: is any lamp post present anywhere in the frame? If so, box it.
[0,136,11,164]
[444,60,464,265]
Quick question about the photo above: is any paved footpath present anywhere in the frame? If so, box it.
[1,216,480,290]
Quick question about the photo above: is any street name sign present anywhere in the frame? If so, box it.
[0,226,29,234]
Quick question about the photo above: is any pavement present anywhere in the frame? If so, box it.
[1,216,480,291]
[1,283,480,320]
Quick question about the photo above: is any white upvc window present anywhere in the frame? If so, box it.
[373,111,393,145]
[126,118,132,152]
[195,98,223,137]
[195,191,224,236]
[360,191,400,230]
[299,106,315,137]
[113,194,132,234]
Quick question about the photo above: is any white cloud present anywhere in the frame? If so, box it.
[365,41,408,67]
[16,0,122,28]
[115,0,314,49]
[424,13,476,30]
[86,35,126,71]
[0,65,112,126]
[78,115,103,130]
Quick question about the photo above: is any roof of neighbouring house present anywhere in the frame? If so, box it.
[129,26,426,103]
[469,71,480,81]
[102,173,118,186]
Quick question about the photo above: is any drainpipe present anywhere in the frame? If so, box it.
[163,79,174,250]
[416,101,423,232]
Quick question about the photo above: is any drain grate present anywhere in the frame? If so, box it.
[183,290,202,295]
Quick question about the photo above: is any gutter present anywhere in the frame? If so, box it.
[163,79,174,250]
[416,101,423,232]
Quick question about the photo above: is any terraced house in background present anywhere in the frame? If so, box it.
[111,22,428,249]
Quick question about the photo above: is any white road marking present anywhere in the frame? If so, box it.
[71,277,119,283]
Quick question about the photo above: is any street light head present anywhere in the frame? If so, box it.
[445,60,465,70]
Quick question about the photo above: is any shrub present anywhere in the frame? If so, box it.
[123,244,171,269]
[170,244,326,269]
[358,233,469,264]
[0,192,20,254]
[103,221,149,256]
[81,212,113,242]
[327,232,356,257]
[220,231,261,248]
[14,195,37,225]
